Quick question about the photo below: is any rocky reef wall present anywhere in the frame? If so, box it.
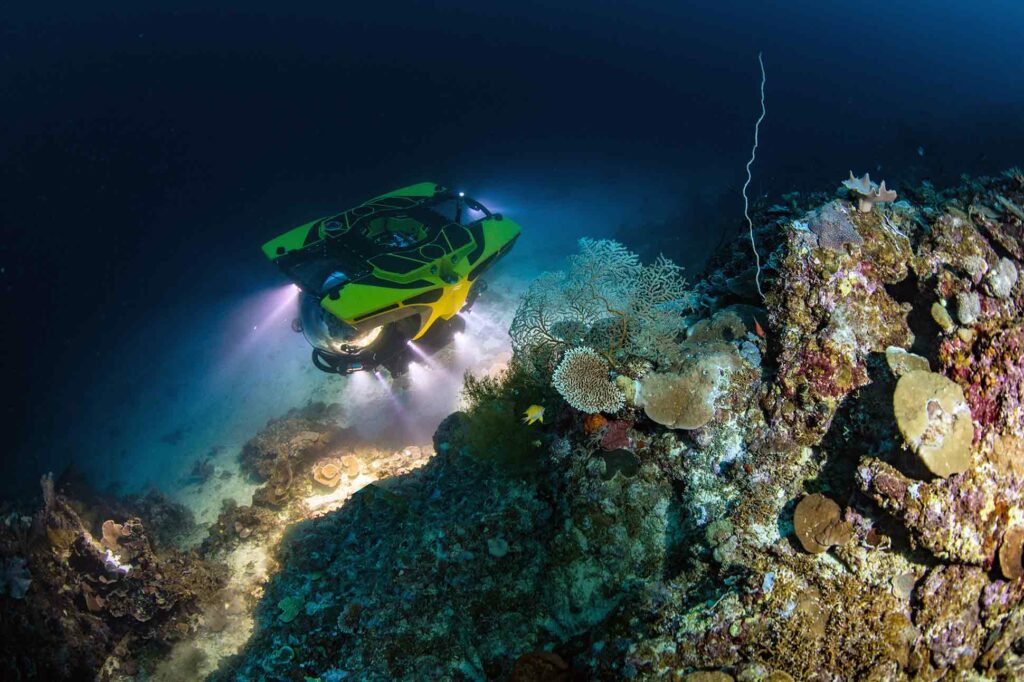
[5,169,1023,682]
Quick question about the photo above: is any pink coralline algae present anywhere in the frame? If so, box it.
[600,419,633,450]
[941,326,1024,440]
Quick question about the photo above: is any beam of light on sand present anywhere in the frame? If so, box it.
[304,472,378,513]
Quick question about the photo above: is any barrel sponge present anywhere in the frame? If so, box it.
[552,346,624,414]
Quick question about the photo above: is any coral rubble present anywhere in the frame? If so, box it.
[0,476,226,680]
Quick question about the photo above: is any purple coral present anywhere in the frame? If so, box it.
[941,326,1024,440]
[807,200,864,251]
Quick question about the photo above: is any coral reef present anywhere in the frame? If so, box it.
[11,170,1024,680]
[0,475,226,680]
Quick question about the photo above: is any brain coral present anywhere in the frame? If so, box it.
[552,346,624,414]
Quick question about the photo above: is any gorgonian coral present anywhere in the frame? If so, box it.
[552,346,625,414]
[509,238,691,368]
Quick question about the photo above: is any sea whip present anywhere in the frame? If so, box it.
[743,52,767,299]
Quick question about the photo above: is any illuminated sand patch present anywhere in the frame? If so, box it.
[150,444,437,678]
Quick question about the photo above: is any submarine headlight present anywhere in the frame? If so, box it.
[299,293,384,354]
[337,324,383,352]
[458,191,465,197]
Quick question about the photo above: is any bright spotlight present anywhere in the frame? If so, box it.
[408,361,432,384]
[349,369,372,391]
[458,191,465,198]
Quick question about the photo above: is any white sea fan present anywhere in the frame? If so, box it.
[510,238,691,368]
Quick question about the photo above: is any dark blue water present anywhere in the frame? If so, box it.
[3,1,1023,496]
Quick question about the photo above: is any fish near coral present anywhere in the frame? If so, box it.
[522,404,545,425]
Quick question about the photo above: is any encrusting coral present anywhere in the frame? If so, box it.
[793,493,853,554]
[311,457,343,488]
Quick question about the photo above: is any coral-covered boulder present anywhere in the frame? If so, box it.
[985,257,1019,299]
[911,565,987,677]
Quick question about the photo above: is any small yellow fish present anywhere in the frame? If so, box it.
[522,404,545,425]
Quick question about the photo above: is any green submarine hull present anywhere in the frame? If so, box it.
[262,183,521,374]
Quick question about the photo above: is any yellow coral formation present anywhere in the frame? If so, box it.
[893,370,975,477]
[311,458,343,488]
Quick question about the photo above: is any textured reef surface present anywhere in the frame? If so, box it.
[3,169,1024,681]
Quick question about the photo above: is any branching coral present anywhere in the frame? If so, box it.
[510,238,691,368]
[552,347,625,414]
